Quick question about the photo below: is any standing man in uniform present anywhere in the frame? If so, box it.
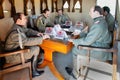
[4,13,50,78]
[66,6,112,79]
[36,8,54,33]
[54,9,70,26]
[103,6,115,32]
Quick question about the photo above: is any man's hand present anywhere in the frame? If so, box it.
[43,34,50,39]
[68,39,73,43]
[82,26,89,32]
[37,33,43,37]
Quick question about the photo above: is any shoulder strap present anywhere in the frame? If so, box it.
[17,29,23,49]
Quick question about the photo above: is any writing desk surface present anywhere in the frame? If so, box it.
[40,39,73,54]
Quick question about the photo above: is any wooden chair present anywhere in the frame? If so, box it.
[77,26,119,80]
[0,45,32,80]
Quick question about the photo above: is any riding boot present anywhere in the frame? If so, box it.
[32,56,44,78]
[37,53,44,65]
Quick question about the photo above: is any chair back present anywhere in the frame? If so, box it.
[113,21,119,46]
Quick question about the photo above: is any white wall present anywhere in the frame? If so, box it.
[15,0,24,13]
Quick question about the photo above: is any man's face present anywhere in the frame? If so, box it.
[44,11,50,18]
[19,14,27,26]
[58,10,62,15]
[102,10,107,16]
[89,7,95,19]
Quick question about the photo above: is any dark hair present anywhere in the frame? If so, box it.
[57,9,63,12]
[13,13,23,23]
[94,6,102,15]
[42,8,50,13]
[103,6,110,13]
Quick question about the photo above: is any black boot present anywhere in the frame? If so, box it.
[65,67,73,75]
[65,67,77,79]
[32,56,44,78]
[37,53,44,65]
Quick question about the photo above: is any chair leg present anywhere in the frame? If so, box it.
[77,54,90,80]
[112,52,117,80]
[112,64,117,80]
[0,74,3,80]
[28,62,32,80]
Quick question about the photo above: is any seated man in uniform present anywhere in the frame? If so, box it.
[54,9,70,26]
[36,8,54,33]
[4,13,50,78]
[66,6,112,79]
[102,6,115,32]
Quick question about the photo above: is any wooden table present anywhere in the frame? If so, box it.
[38,39,73,80]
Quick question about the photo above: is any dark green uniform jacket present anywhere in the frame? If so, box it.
[54,14,69,25]
[72,16,112,61]
[36,15,54,32]
[105,13,115,32]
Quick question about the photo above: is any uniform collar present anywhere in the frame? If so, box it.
[106,13,111,19]
[93,16,103,22]
[15,24,23,27]
[42,14,47,19]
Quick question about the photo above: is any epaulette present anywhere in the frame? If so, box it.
[94,21,100,24]
[38,15,43,19]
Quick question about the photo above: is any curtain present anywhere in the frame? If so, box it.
[72,0,77,12]
[115,0,118,21]
[24,0,35,15]
[79,0,82,12]
[51,0,57,12]
[23,0,28,15]
[67,0,70,12]
[0,0,4,19]
[40,0,48,13]
[9,0,16,17]
[30,0,35,15]
[62,0,70,12]
[72,0,82,12]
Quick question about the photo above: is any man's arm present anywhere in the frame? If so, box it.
[10,30,43,47]
[36,18,46,32]
[72,25,102,46]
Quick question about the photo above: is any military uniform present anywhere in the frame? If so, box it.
[54,14,69,25]
[4,24,43,63]
[71,16,112,78]
[105,13,115,32]
[36,15,54,32]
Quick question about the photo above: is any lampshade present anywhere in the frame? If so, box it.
[63,1,69,8]
[27,0,32,11]
[2,0,11,13]
[75,1,80,9]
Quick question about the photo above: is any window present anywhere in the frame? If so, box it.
[63,1,69,8]
[2,0,11,17]
[96,0,116,16]
[27,0,32,15]
[118,0,120,11]
[74,1,80,9]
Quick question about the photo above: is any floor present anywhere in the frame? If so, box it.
[33,51,120,80]
[2,42,120,80]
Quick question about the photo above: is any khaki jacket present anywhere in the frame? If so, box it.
[36,15,54,32]
[5,24,43,51]
[54,14,69,25]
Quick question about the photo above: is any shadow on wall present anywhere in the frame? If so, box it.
[0,18,14,41]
